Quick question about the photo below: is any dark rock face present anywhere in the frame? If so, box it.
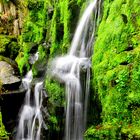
[0,60,24,138]
[0,89,26,136]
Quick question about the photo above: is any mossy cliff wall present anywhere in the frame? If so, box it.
[85,0,140,139]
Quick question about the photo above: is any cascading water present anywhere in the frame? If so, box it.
[50,0,100,139]
[16,52,45,140]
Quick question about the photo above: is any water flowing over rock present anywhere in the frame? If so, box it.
[49,0,100,139]
[16,52,47,140]
[16,73,44,140]
[29,52,39,65]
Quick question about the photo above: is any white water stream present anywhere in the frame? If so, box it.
[16,53,45,140]
[50,0,100,140]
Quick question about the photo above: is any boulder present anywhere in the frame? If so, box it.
[0,61,21,91]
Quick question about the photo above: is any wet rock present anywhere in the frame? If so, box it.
[0,88,26,133]
[0,61,21,91]
[28,42,38,54]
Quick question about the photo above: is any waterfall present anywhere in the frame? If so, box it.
[69,0,97,56]
[50,0,100,139]
[16,52,45,140]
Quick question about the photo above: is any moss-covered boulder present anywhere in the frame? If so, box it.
[86,0,140,139]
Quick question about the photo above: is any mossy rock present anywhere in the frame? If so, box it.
[0,35,10,54]
[6,41,20,59]
[0,55,18,70]
[0,35,19,59]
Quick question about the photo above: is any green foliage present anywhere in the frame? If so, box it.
[22,0,46,43]
[38,45,46,60]
[16,0,48,74]
[48,115,60,131]
[49,116,57,124]
[45,76,65,132]
[85,124,121,140]
[59,0,70,51]
[90,0,140,139]
[7,41,20,59]
[2,0,9,3]
[45,77,65,108]
[0,35,19,59]
[16,42,30,74]
[49,0,71,56]
[48,0,87,57]
[0,112,9,140]
[50,7,58,55]
[0,35,10,54]
[74,0,86,6]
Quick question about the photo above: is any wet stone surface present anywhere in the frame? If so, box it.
[0,61,20,85]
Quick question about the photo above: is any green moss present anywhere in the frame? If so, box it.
[121,125,140,139]
[45,78,65,108]
[85,124,121,140]
[7,41,20,59]
[59,0,70,52]
[16,0,48,74]
[45,77,65,132]
[49,0,71,56]
[0,35,20,60]
[48,115,60,131]
[2,0,10,3]
[0,112,9,140]
[90,0,140,139]
[49,0,85,56]
[22,0,46,43]
[16,42,30,74]
[50,7,58,55]
[0,35,10,54]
